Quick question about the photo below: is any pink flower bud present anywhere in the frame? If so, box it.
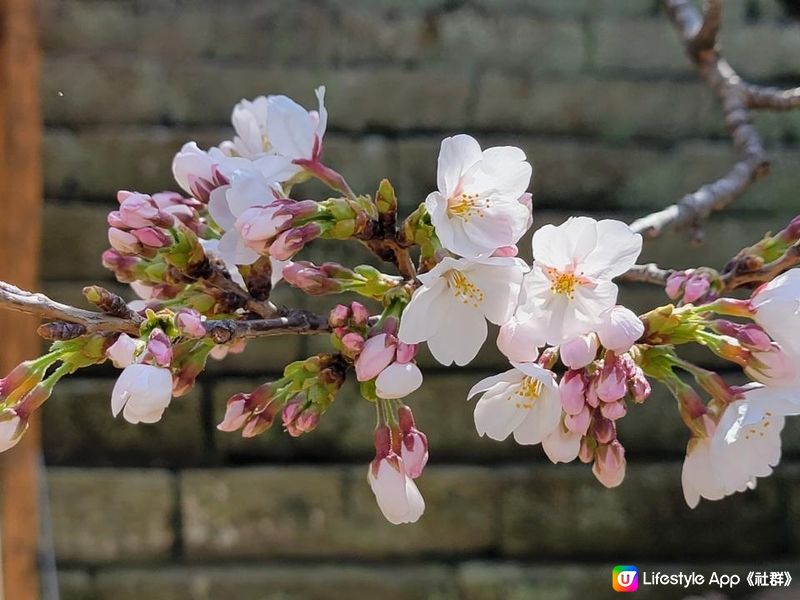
[340,332,365,358]
[293,407,321,435]
[745,344,797,387]
[491,245,519,257]
[585,378,600,408]
[398,407,428,479]
[146,329,173,367]
[600,399,627,421]
[559,334,599,369]
[106,333,138,368]
[217,393,250,432]
[565,404,591,435]
[629,368,651,403]
[395,342,417,364]
[133,227,171,249]
[592,441,626,488]
[268,223,322,260]
[281,396,308,436]
[175,309,206,338]
[596,359,627,403]
[350,301,370,327]
[665,272,687,300]
[108,227,142,254]
[578,437,595,463]
[497,315,544,363]
[329,304,350,328]
[559,370,587,415]
[355,334,397,382]
[375,362,423,399]
[598,306,644,353]
[592,416,616,444]
[683,276,711,304]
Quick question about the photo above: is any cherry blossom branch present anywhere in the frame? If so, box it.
[629,0,775,239]
[0,281,141,336]
[721,242,800,290]
[187,257,277,318]
[745,84,800,111]
[619,263,674,286]
[0,279,332,341]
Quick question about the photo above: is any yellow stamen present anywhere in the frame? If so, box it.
[445,269,485,308]
[447,192,487,220]
[546,267,581,299]
[512,376,543,409]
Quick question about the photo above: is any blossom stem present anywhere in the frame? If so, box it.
[298,159,356,200]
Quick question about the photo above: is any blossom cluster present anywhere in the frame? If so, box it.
[1,86,799,526]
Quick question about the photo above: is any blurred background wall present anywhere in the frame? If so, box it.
[37,1,800,599]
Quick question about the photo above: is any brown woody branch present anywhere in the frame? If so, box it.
[619,263,674,286]
[629,0,794,239]
[0,280,333,342]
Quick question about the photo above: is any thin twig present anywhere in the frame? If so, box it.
[619,263,675,286]
[630,0,780,239]
[0,281,140,335]
[0,280,333,341]
[745,84,800,111]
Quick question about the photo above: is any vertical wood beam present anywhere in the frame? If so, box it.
[0,0,43,598]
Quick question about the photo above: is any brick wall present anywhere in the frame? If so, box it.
[39,1,799,599]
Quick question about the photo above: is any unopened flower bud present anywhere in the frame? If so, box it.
[600,399,627,421]
[269,223,323,260]
[578,436,595,463]
[133,226,171,249]
[683,276,711,304]
[629,367,651,403]
[592,415,616,444]
[598,306,644,354]
[592,440,626,488]
[340,332,365,359]
[565,404,591,435]
[217,393,250,432]
[559,370,587,415]
[395,342,417,364]
[329,304,350,328]
[665,272,688,300]
[146,329,173,367]
[106,333,138,368]
[375,361,423,399]
[108,227,143,254]
[350,301,370,327]
[559,334,599,369]
[175,309,206,338]
[355,333,397,382]
[398,406,429,479]
[596,358,627,403]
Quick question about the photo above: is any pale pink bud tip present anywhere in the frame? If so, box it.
[175,309,206,338]
[355,333,397,382]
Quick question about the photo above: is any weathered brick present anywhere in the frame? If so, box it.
[472,76,724,141]
[48,468,176,563]
[724,23,800,79]
[58,570,95,600]
[42,202,111,281]
[458,561,800,600]
[181,466,497,558]
[437,11,585,74]
[500,463,789,558]
[93,565,456,600]
[44,129,394,200]
[43,379,206,467]
[592,20,689,75]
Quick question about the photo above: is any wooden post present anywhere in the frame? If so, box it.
[0,0,43,598]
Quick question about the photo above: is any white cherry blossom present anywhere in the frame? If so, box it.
[225,96,270,159]
[750,268,800,359]
[267,86,328,163]
[517,216,642,346]
[468,362,561,445]
[368,456,425,525]
[111,364,173,425]
[398,256,526,366]
[425,134,533,258]
[682,392,785,508]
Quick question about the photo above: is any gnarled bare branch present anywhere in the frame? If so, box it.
[0,280,333,342]
[629,0,792,239]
